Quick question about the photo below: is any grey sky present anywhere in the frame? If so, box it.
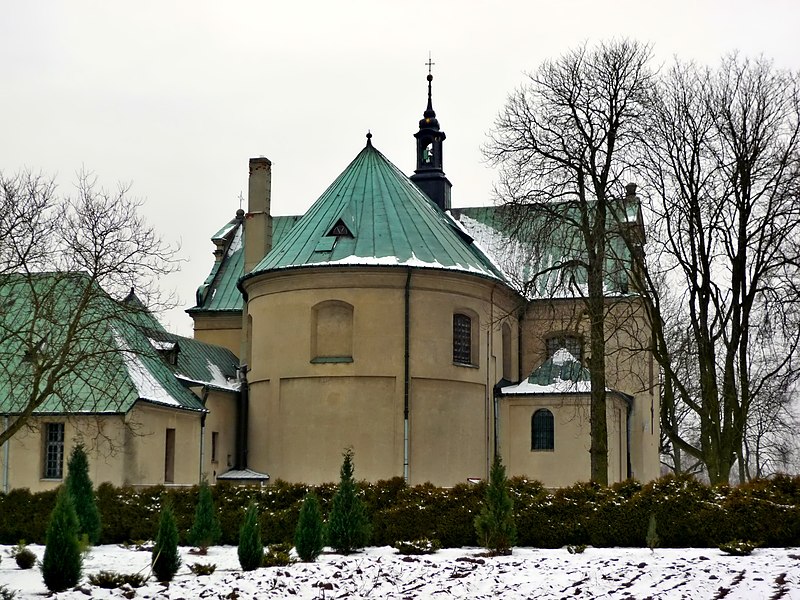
[2,0,798,335]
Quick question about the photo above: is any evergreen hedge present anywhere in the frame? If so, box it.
[3,473,800,548]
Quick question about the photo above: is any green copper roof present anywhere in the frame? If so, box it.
[452,204,634,299]
[0,273,235,416]
[189,214,300,313]
[242,141,507,283]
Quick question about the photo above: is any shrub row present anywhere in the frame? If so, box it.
[2,473,799,548]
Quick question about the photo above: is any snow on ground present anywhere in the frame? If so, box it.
[2,544,800,599]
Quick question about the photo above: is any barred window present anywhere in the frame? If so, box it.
[531,409,555,451]
[546,335,582,362]
[43,423,65,479]
[453,313,472,364]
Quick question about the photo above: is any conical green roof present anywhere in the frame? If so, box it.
[242,140,508,283]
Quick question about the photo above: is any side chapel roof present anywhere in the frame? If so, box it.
[0,273,238,416]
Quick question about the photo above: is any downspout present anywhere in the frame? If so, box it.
[403,268,412,483]
[199,386,209,482]
[237,366,250,470]
[487,285,494,476]
[625,395,633,479]
[2,415,9,493]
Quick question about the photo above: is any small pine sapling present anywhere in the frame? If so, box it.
[65,444,102,545]
[151,503,181,582]
[238,501,263,571]
[327,447,371,554]
[646,513,660,551]
[189,479,221,554]
[41,486,83,592]
[474,453,516,556]
[294,491,324,562]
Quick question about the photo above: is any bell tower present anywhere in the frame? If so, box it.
[410,58,452,211]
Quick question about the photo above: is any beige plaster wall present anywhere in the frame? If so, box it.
[499,393,629,487]
[521,298,660,482]
[122,403,203,486]
[1,415,128,492]
[202,391,239,483]
[242,267,518,486]
[190,312,243,357]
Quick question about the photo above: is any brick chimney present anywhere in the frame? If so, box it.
[244,157,273,273]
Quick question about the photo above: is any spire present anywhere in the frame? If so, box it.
[411,54,452,211]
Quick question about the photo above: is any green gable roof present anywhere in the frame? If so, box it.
[189,214,300,314]
[242,141,507,283]
[0,273,236,416]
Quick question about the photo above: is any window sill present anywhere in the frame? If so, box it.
[41,477,64,481]
[453,361,478,369]
[530,449,555,453]
[311,356,353,364]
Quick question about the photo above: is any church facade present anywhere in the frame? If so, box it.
[1,74,659,492]
[189,74,660,487]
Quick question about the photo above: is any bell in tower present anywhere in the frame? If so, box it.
[410,60,452,211]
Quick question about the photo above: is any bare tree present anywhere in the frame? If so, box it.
[0,171,178,447]
[485,40,655,484]
[635,56,800,484]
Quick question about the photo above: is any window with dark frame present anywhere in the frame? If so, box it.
[164,428,176,483]
[546,335,582,362]
[531,409,555,450]
[453,313,472,364]
[211,431,219,463]
[43,422,65,479]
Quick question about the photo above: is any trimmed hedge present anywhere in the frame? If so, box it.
[2,473,800,548]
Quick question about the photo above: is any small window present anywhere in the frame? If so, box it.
[531,409,555,451]
[43,422,65,479]
[211,431,219,463]
[453,313,472,364]
[546,335,582,362]
[165,428,176,483]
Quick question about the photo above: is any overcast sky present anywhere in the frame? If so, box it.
[2,1,798,336]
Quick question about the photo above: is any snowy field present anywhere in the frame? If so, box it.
[2,544,800,599]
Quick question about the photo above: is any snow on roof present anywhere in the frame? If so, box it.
[226,225,243,256]
[115,331,181,408]
[217,468,270,480]
[501,378,593,395]
[148,338,177,352]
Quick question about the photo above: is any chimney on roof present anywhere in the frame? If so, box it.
[244,157,273,273]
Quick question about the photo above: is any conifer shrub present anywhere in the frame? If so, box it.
[474,454,516,555]
[327,448,371,554]
[65,444,102,544]
[0,584,15,600]
[718,539,757,556]
[238,501,263,571]
[263,542,293,567]
[13,544,36,569]
[393,538,441,555]
[189,479,221,553]
[88,570,148,588]
[151,503,181,582]
[294,491,324,561]
[646,513,660,550]
[188,562,217,576]
[41,486,83,592]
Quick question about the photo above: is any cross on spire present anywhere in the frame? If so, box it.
[425,52,435,75]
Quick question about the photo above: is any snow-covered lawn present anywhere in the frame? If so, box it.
[2,544,799,599]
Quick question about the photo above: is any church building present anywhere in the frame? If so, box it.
[188,72,660,488]
[0,72,659,492]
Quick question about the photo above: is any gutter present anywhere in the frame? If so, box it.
[2,415,9,493]
[236,366,250,470]
[403,268,412,483]
[199,386,210,482]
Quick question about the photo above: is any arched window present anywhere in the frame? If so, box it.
[311,300,354,363]
[546,335,582,362]
[453,313,472,365]
[531,409,555,451]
